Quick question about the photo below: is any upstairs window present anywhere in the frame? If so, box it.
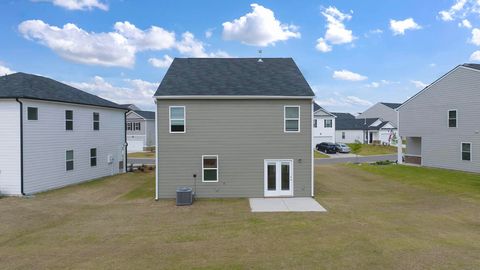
[65,110,73,130]
[170,106,185,133]
[461,143,471,161]
[284,106,300,132]
[448,110,457,128]
[66,150,74,171]
[342,132,346,139]
[93,112,100,130]
[90,148,97,167]
[127,122,132,131]
[27,107,38,120]
[134,122,141,131]
[202,155,218,182]
[313,119,318,128]
[324,119,333,128]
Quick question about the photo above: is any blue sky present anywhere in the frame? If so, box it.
[1,0,479,112]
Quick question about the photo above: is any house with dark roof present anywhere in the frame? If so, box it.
[333,112,397,145]
[398,64,480,173]
[154,58,315,198]
[126,109,156,152]
[0,72,127,195]
[313,102,336,146]
[356,102,402,127]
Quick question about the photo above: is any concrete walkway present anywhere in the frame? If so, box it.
[249,198,327,212]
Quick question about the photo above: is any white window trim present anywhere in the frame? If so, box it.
[65,110,73,131]
[134,122,141,131]
[448,109,457,128]
[169,106,186,134]
[93,112,100,131]
[90,148,97,167]
[27,107,38,121]
[313,119,317,128]
[126,122,133,131]
[284,105,300,133]
[202,155,218,182]
[66,150,74,171]
[324,119,333,128]
[461,142,472,161]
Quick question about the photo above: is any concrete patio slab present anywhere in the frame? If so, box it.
[249,197,327,212]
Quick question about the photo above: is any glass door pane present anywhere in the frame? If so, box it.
[267,163,276,191]
[281,162,290,191]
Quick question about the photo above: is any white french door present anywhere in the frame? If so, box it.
[264,160,293,197]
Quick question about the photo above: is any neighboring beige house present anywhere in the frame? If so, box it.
[398,64,480,173]
[154,58,315,199]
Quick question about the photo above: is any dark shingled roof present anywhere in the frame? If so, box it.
[0,72,125,109]
[462,63,480,70]
[155,58,315,97]
[332,112,356,119]
[380,102,402,109]
[133,110,155,120]
[313,102,323,112]
[336,118,380,130]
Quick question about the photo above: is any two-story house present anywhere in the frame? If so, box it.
[126,110,155,152]
[334,112,397,145]
[398,64,480,173]
[0,72,127,195]
[154,58,315,198]
[313,102,336,146]
[356,102,402,127]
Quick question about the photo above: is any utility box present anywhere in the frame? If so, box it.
[176,187,193,206]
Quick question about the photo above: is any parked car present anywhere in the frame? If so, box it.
[316,142,337,154]
[335,143,351,153]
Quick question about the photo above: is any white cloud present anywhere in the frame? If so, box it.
[411,80,428,89]
[0,63,15,75]
[469,50,480,61]
[316,6,355,52]
[315,95,372,108]
[32,0,108,11]
[438,0,468,21]
[67,76,158,110]
[222,3,300,46]
[148,55,173,68]
[459,19,472,28]
[332,69,367,81]
[389,18,421,35]
[19,20,229,68]
[365,80,396,88]
[344,96,373,106]
[470,28,480,45]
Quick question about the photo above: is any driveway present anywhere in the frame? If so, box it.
[315,154,397,165]
[128,158,155,165]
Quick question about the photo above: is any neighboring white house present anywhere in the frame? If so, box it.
[126,110,155,152]
[356,102,402,127]
[313,102,336,146]
[398,63,480,173]
[334,113,397,145]
[0,72,127,196]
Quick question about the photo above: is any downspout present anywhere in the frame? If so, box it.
[396,109,403,164]
[155,99,159,201]
[15,98,26,196]
[124,111,128,172]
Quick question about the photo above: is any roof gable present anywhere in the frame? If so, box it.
[380,102,402,109]
[155,58,315,97]
[0,73,124,109]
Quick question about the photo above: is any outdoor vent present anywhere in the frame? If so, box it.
[176,187,193,206]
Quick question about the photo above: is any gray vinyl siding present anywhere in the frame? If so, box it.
[156,99,313,198]
[21,99,126,194]
[0,100,21,195]
[357,103,398,126]
[145,120,155,146]
[399,66,480,173]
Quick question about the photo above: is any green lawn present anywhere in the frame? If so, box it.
[348,143,397,156]
[0,165,479,269]
[352,163,480,200]
[128,151,155,158]
[314,150,330,158]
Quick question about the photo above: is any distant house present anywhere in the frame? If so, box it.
[0,73,127,196]
[313,102,336,146]
[154,58,315,198]
[334,112,397,144]
[398,64,480,173]
[120,104,141,111]
[357,102,402,127]
[126,110,155,152]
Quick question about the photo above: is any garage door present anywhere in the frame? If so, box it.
[127,140,144,153]
[313,136,334,147]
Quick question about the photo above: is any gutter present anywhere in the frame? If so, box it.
[15,98,26,196]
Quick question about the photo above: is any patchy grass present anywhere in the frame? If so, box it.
[0,166,479,269]
[351,163,480,200]
[314,150,330,158]
[128,152,155,158]
[348,143,397,156]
